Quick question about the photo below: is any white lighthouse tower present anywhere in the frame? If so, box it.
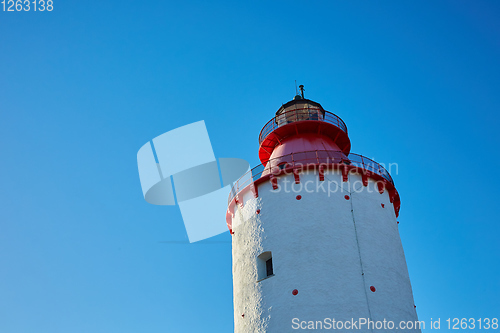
[226,87,420,332]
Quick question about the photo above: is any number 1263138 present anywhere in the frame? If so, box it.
[2,0,53,11]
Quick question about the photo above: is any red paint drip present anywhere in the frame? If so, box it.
[292,289,298,296]
[296,195,302,200]
[381,203,385,208]
[242,314,245,318]
[256,209,260,214]
[345,195,350,200]
[370,286,376,292]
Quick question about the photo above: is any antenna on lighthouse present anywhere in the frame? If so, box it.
[299,84,305,98]
[295,80,298,95]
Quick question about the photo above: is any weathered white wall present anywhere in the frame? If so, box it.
[231,169,420,332]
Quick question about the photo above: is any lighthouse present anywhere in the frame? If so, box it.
[226,87,420,332]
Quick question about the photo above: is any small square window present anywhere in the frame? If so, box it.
[257,251,274,281]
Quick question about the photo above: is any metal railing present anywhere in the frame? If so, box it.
[228,150,393,205]
[259,107,348,144]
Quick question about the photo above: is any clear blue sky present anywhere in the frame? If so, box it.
[1,1,499,332]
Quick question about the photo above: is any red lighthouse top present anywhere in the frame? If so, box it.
[258,94,351,166]
[226,88,401,234]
